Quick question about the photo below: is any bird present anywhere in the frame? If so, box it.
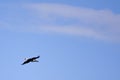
[21,56,40,65]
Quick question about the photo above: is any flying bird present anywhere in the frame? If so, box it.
[21,56,40,65]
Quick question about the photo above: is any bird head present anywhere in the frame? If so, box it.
[24,58,27,60]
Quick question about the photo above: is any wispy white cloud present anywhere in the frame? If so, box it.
[24,3,120,41]
[26,3,120,25]
[39,25,106,40]
[1,3,120,42]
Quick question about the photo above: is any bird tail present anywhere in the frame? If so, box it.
[21,63,24,65]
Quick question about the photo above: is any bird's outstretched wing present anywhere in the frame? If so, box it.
[30,56,40,60]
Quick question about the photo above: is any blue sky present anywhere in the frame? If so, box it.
[0,0,120,80]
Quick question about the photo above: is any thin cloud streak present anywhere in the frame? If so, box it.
[26,3,120,25]
[24,3,120,41]
[39,25,106,40]
[0,3,120,42]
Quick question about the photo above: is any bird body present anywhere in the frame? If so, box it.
[22,56,40,65]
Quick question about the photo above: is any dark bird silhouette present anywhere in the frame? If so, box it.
[21,56,40,65]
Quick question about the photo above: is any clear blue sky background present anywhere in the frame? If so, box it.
[0,0,120,80]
